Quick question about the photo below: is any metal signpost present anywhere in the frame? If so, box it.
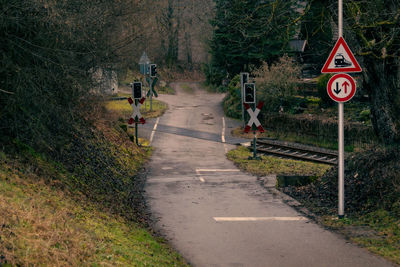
[244,101,265,160]
[240,72,249,127]
[321,0,362,218]
[128,82,146,145]
[146,65,158,112]
[139,53,158,112]
[243,82,264,160]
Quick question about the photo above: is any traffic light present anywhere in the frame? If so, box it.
[150,64,157,77]
[132,82,142,99]
[244,83,255,103]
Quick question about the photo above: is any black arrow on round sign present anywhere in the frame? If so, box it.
[334,82,341,95]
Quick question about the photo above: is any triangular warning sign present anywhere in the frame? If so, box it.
[321,37,362,73]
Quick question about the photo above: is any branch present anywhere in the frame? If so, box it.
[0,89,14,95]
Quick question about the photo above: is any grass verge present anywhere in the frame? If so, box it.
[180,83,194,94]
[105,98,168,120]
[0,153,187,266]
[0,97,186,265]
[227,146,331,177]
[157,85,175,95]
[319,211,400,265]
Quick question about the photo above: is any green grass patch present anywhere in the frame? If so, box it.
[227,146,331,177]
[180,83,194,94]
[0,157,187,266]
[157,85,175,95]
[321,210,400,265]
[105,99,168,119]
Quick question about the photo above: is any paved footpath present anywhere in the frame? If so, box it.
[143,82,395,267]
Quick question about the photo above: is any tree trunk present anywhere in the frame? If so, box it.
[363,57,400,144]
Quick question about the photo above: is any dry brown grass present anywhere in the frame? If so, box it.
[0,166,94,266]
[0,155,187,266]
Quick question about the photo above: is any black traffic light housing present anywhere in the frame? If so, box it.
[244,83,255,103]
[132,82,142,99]
[150,64,157,77]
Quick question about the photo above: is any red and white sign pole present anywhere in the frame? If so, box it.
[244,101,265,160]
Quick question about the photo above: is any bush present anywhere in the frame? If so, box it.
[202,63,227,86]
[359,109,371,123]
[253,55,303,114]
[223,75,242,119]
[317,74,334,108]
[254,55,301,99]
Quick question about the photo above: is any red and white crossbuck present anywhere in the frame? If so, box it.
[128,97,146,124]
[243,102,265,133]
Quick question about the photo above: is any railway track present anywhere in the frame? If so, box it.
[251,139,338,165]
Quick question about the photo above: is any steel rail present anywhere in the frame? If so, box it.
[252,139,338,165]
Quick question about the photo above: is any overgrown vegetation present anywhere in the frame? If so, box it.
[0,1,187,264]
[254,55,305,114]
[223,75,242,119]
[0,149,187,266]
[0,0,141,151]
[254,55,301,99]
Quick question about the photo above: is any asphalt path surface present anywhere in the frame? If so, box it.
[142,82,394,267]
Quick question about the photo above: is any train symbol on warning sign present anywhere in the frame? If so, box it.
[334,54,352,68]
[322,37,362,73]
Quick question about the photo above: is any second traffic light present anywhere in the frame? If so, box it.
[132,82,142,99]
[150,64,157,77]
[244,83,255,103]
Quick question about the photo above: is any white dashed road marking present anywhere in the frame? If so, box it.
[196,168,240,183]
[196,169,239,172]
[213,217,308,222]
[149,117,160,144]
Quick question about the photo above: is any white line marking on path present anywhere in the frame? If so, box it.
[221,117,226,143]
[213,217,308,222]
[147,177,197,183]
[196,169,239,172]
[196,169,240,183]
[149,117,160,144]
[222,117,228,153]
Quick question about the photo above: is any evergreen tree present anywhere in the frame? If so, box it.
[208,0,300,85]
[299,0,334,67]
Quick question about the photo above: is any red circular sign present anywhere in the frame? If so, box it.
[327,73,356,103]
